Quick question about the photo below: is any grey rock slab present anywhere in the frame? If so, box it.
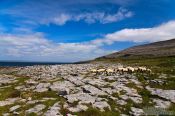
[93,101,111,112]
[153,99,171,109]
[9,105,21,112]
[34,83,51,92]
[0,98,20,107]
[116,100,127,105]
[50,81,75,95]
[146,86,175,103]
[130,107,144,116]
[82,85,107,96]
[65,93,96,104]
[68,104,88,112]
[45,102,62,116]
[26,104,46,114]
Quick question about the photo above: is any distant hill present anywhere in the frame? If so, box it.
[96,39,175,59]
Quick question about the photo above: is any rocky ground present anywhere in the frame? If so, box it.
[0,64,175,116]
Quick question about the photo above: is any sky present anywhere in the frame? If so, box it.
[0,0,175,62]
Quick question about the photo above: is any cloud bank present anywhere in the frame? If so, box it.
[49,8,133,25]
[0,20,175,62]
[92,20,175,45]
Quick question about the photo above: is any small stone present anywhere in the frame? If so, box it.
[153,99,171,109]
[10,105,21,112]
[130,107,144,116]
[26,104,46,114]
[93,101,111,111]
[45,102,61,116]
[34,83,50,92]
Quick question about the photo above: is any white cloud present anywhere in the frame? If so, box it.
[91,20,175,45]
[100,7,133,24]
[2,2,133,26]
[0,20,175,62]
[0,33,111,62]
[49,8,133,25]
[52,14,71,25]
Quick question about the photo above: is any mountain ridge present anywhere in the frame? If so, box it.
[96,38,175,59]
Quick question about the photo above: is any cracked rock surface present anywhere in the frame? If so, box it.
[0,64,174,116]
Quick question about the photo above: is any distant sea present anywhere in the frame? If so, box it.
[0,61,71,67]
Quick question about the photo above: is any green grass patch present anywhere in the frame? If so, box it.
[94,56,175,75]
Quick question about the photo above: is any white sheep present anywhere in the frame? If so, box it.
[90,69,97,73]
[106,69,114,75]
[117,67,128,73]
[122,68,128,72]
[146,69,152,73]
[127,67,135,72]
[134,67,139,71]
[97,69,106,75]
[97,69,106,72]
[138,67,147,72]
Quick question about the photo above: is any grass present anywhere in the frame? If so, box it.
[149,76,175,90]
[0,56,175,115]
[126,82,142,91]
[94,56,175,74]
[0,104,14,115]
[168,103,175,113]
[28,91,56,99]
[138,88,154,107]
[75,106,120,116]
[0,76,28,101]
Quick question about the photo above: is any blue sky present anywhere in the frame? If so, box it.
[0,0,175,62]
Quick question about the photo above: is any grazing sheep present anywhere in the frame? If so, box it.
[127,67,135,73]
[97,69,106,72]
[138,67,148,72]
[97,69,106,75]
[146,69,152,73]
[89,66,151,75]
[117,67,128,74]
[134,68,139,72]
[106,69,114,75]
[90,69,97,73]
[122,68,128,72]
[114,68,119,73]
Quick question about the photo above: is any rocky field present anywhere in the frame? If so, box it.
[0,63,175,116]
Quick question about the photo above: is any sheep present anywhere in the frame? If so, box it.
[146,69,152,73]
[97,69,106,72]
[138,67,147,72]
[106,69,114,75]
[90,69,98,75]
[114,68,119,73]
[97,69,106,75]
[122,68,128,72]
[127,67,135,73]
[90,69,97,73]
[134,67,139,72]
[117,67,128,74]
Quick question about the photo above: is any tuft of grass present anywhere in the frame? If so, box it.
[138,89,154,107]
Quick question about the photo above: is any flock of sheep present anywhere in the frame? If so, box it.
[90,66,151,75]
